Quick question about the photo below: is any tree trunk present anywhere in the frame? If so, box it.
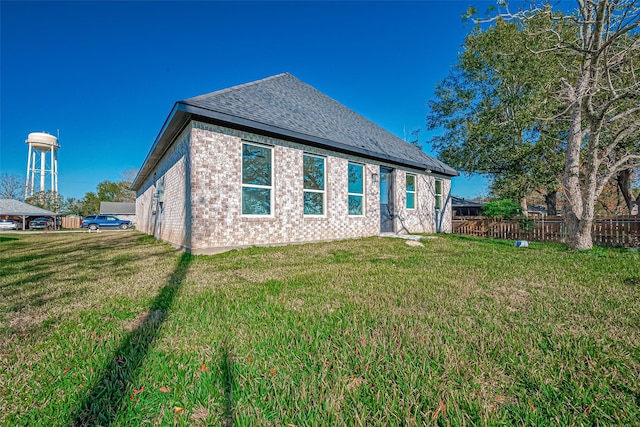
[617,169,639,215]
[562,95,590,248]
[545,191,557,216]
[565,211,594,250]
[562,72,596,250]
[520,196,528,217]
[572,132,601,250]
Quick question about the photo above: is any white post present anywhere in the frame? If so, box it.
[40,150,46,193]
[54,157,58,194]
[30,150,36,196]
[51,147,55,196]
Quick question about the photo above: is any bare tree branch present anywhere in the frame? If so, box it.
[0,173,24,200]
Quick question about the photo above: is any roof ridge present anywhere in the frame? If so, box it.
[184,73,292,102]
[186,73,408,147]
[163,74,457,177]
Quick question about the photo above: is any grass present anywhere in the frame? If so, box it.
[1,232,639,426]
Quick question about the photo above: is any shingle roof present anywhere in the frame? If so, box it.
[100,202,136,215]
[133,73,457,189]
[451,196,485,207]
[185,73,457,175]
[0,199,56,216]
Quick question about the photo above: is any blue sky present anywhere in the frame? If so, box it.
[1,1,491,200]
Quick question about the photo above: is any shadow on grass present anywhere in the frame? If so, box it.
[623,276,640,287]
[70,252,192,426]
[0,233,175,339]
[220,341,235,427]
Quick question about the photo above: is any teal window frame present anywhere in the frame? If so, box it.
[435,179,443,210]
[348,162,364,216]
[406,174,416,209]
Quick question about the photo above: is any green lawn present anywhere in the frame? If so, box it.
[1,232,638,426]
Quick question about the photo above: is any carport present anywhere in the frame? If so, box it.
[0,199,57,230]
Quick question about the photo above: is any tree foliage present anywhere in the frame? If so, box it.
[482,199,523,218]
[430,0,640,249]
[80,192,101,216]
[73,179,135,216]
[25,190,63,212]
[96,180,135,203]
[0,171,137,216]
[427,15,566,213]
[64,197,84,216]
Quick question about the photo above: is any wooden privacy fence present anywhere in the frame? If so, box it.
[452,216,640,248]
[61,216,81,229]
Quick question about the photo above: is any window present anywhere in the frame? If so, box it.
[303,154,325,215]
[242,143,273,215]
[348,162,364,215]
[406,174,416,209]
[435,179,443,210]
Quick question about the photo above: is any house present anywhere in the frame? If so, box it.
[452,196,484,217]
[99,202,136,225]
[527,205,548,217]
[131,73,457,254]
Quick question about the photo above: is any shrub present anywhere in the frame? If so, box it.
[482,199,522,218]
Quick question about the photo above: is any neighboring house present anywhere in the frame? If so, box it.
[132,73,458,254]
[452,197,485,217]
[527,205,548,217]
[99,202,136,225]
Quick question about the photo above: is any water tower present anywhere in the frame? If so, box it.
[24,132,59,198]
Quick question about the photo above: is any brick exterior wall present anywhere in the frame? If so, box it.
[135,128,192,248]
[393,170,452,234]
[135,121,452,254]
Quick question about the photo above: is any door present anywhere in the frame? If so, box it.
[380,167,394,232]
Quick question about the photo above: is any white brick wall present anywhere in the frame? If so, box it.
[136,128,192,247]
[393,170,452,234]
[136,121,452,253]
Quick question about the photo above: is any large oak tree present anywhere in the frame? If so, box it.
[429,0,639,249]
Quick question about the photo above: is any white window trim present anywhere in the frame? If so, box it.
[241,142,274,217]
[303,154,326,217]
[406,173,416,210]
[348,162,365,217]
[435,179,443,211]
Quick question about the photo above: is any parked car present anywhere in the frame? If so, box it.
[29,217,54,230]
[0,219,18,230]
[81,215,131,231]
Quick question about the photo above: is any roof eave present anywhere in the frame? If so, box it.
[133,102,458,190]
[181,102,458,177]
[132,104,192,190]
